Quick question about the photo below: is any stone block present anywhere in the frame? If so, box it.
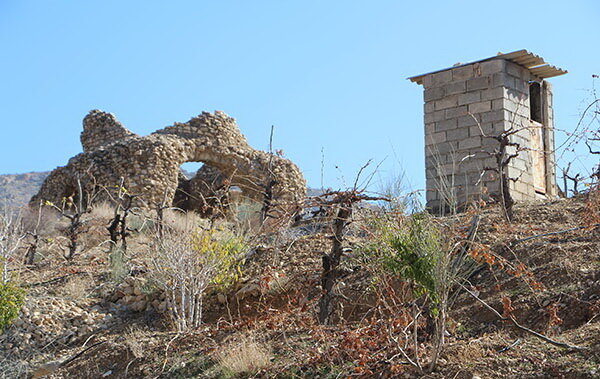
[467,76,490,91]
[435,118,458,131]
[481,109,508,123]
[424,110,445,123]
[470,122,495,137]
[458,91,481,105]
[424,87,444,102]
[435,95,459,110]
[479,59,505,76]
[426,131,446,145]
[435,141,458,155]
[447,127,469,141]
[445,105,468,119]
[506,61,522,78]
[457,114,479,128]
[452,65,475,81]
[481,86,506,101]
[426,189,439,202]
[425,122,435,134]
[428,70,453,87]
[458,136,481,150]
[443,81,467,95]
[492,72,515,89]
[514,77,527,93]
[468,100,492,114]
[425,102,435,114]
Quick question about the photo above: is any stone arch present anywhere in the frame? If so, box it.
[32,110,306,217]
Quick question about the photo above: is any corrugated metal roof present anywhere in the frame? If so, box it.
[408,49,567,85]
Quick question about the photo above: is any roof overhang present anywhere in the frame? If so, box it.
[408,49,567,85]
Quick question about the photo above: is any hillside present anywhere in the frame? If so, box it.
[0,196,599,378]
[0,172,49,210]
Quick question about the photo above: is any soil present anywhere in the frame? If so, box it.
[1,197,599,378]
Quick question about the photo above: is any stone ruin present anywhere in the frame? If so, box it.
[32,110,307,217]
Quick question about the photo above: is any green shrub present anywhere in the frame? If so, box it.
[358,212,444,310]
[109,246,129,282]
[0,280,25,333]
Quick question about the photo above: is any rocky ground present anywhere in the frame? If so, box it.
[0,197,599,378]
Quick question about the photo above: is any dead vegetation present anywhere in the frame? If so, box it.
[0,183,599,378]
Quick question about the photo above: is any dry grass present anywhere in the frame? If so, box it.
[58,274,92,300]
[216,335,271,376]
[161,209,208,234]
[123,326,147,359]
[88,202,115,221]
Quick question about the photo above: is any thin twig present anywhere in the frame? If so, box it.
[457,282,583,350]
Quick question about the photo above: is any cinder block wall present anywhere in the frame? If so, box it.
[422,59,557,212]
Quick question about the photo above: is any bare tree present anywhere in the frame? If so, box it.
[44,175,100,260]
[106,179,140,254]
[472,114,528,222]
[0,210,25,284]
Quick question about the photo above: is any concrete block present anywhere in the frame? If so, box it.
[435,95,459,110]
[422,75,434,88]
[458,136,481,150]
[470,122,495,137]
[481,86,506,100]
[514,78,527,93]
[425,102,435,114]
[429,70,453,87]
[452,65,475,81]
[457,114,479,128]
[506,88,527,103]
[426,189,439,202]
[458,91,481,105]
[443,81,467,95]
[435,118,458,131]
[468,100,492,114]
[426,131,446,145]
[447,127,469,141]
[467,76,490,91]
[493,121,508,133]
[424,110,445,123]
[492,72,515,89]
[445,105,468,119]
[481,109,507,123]
[506,61,523,78]
[425,122,435,134]
[479,59,505,76]
[424,87,444,102]
[426,167,438,180]
[435,141,458,155]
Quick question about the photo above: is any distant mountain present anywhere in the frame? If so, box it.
[0,171,49,210]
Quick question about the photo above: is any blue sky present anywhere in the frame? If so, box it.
[1,1,598,194]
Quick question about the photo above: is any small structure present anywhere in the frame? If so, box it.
[409,50,566,212]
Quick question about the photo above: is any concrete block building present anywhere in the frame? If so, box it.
[409,50,566,212]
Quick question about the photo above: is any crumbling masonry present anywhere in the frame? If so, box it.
[32,110,307,215]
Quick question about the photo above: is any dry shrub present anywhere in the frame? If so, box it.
[150,227,246,331]
[216,335,271,376]
[58,275,91,300]
[124,326,147,359]
[88,202,115,221]
[161,209,208,234]
[583,184,600,226]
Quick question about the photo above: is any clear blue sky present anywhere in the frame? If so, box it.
[1,1,598,194]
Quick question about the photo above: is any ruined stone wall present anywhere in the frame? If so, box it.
[422,58,557,211]
[32,110,306,216]
[80,110,136,152]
